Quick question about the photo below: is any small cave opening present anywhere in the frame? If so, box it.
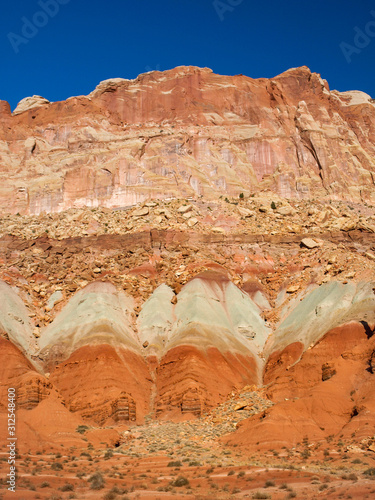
[350,407,359,419]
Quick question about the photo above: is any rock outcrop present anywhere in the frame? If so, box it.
[12,95,50,116]
[224,320,375,449]
[1,267,375,438]
[1,66,375,460]
[0,66,374,214]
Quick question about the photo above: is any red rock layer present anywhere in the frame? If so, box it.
[0,338,93,452]
[1,66,375,214]
[155,345,258,420]
[224,321,375,449]
[48,345,153,425]
[0,338,51,410]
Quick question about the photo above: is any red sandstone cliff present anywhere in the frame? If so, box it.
[0,65,374,214]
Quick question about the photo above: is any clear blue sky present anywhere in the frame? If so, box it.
[1,0,374,111]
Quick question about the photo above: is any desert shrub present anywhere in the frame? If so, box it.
[264,479,275,487]
[167,460,182,467]
[238,471,245,478]
[301,448,310,459]
[171,476,189,487]
[253,492,271,499]
[40,482,50,488]
[103,492,116,500]
[59,483,74,492]
[364,468,375,476]
[51,462,63,470]
[88,471,105,490]
[76,425,89,434]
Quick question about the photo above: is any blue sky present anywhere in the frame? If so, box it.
[1,0,374,111]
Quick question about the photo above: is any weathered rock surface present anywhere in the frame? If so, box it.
[225,320,375,449]
[38,281,137,366]
[0,281,35,354]
[0,337,91,452]
[1,264,375,439]
[12,95,50,115]
[265,281,375,357]
[1,66,375,456]
[49,344,152,425]
[1,66,375,214]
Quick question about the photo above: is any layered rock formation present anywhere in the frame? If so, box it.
[1,66,375,461]
[33,273,269,424]
[0,66,374,215]
[1,261,375,449]
[225,320,375,450]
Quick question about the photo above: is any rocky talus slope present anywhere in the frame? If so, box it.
[0,65,374,215]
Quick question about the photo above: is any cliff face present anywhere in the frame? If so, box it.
[1,66,375,470]
[1,65,374,215]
